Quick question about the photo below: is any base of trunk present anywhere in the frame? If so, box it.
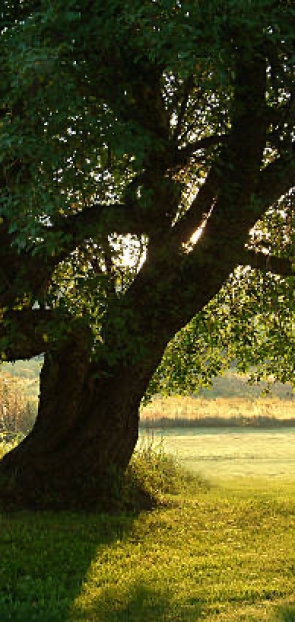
[0,386,153,512]
[0,333,161,512]
[0,459,156,512]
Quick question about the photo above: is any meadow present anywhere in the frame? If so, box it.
[146,427,295,480]
[1,364,295,620]
[1,436,295,621]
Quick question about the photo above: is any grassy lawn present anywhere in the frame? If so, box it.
[1,470,295,621]
[154,427,295,480]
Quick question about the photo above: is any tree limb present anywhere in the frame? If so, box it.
[0,308,93,363]
[176,134,228,166]
[49,202,147,241]
[0,310,54,361]
[171,165,220,245]
[0,200,148,310]
[239,249,294,277]
[174,52,268,251]
[256,149,295,212]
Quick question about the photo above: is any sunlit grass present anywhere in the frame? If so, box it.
[68,481,295,621]
[1,433,295,620]
[143,427,295,481]
[2,476,295,621]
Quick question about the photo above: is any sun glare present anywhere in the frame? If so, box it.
[190,226,204,245]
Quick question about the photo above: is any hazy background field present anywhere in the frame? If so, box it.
[139,371,295,484]
[1,359,295,485]
[140,427,295,482]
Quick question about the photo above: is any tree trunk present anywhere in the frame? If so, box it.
[0,231,239,511]
[0,331,157,510]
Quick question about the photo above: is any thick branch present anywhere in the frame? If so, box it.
[49,201,147,241]
[0,198,152,310]
[240,249,294,277]
[0,310,54,361]
[176,134,228,166]
[0,309,92,363]
[172,165,220,244]
[257,149,295,212]
[173,52,268,250]
[187,52,267,252]
[32,202,148,287]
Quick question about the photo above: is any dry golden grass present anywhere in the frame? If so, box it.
[0,372,37,438]
[141,395,295,426]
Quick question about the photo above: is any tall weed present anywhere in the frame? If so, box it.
[0,374,37,442]
[124,434,208,510]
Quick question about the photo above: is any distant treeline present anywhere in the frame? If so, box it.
[197,373,294,401]
[140,416,295,429]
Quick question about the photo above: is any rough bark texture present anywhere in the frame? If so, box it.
[0,326,163,510]
[0,234,263,511]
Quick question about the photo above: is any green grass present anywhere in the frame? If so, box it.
[1,437,295,621]
[1,479,295,621]
[148,427,295,481]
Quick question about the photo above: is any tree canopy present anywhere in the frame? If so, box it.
[0,0,294,507]
[1,1,294,371]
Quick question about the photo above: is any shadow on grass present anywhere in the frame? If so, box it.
[276,605,295,621]
[73,581,204,622]
[0,509,134,622]
[0,509,205,622]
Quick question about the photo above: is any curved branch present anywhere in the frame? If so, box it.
[0,200,149,310]
[176,134,227,167]
[0,309,93,363]
[240,249,294,277]
[0,310,54,361]
[49,201,147,241]
[257,149,295,211]
[171,165,220,245]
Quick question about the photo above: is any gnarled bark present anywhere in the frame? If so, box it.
[0,328,159,510]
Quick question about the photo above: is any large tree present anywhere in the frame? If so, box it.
[0,0,294,508]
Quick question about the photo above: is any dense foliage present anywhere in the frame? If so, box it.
[0,0,295,507]
[0,0,294,381]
